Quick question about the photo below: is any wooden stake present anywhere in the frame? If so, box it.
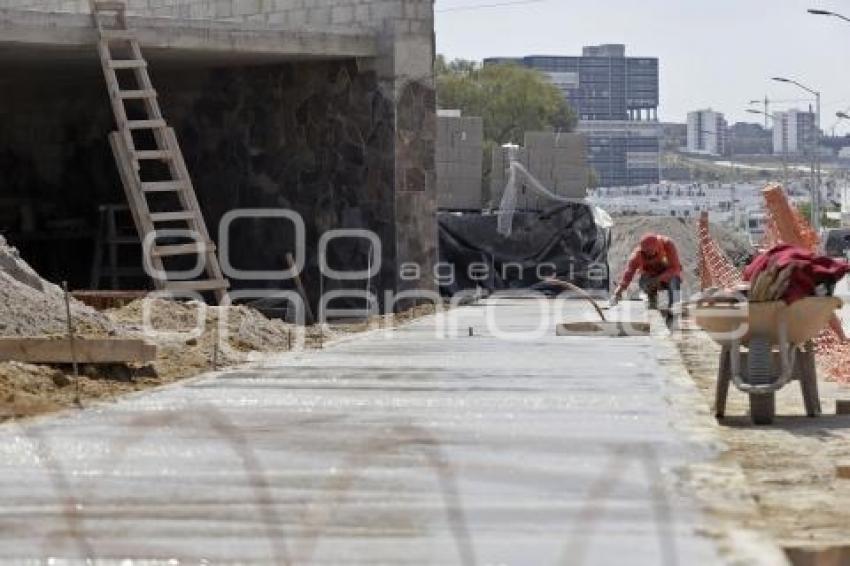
[62,281,81,407]
[211,323,219,371]
[286,253,314,325]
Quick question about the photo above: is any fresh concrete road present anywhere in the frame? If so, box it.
[0,298,720,564]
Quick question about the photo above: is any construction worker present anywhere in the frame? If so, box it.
[613,233,683,310]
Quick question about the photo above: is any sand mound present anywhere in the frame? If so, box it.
[0,236,114,337]
[608,216,752,293]
[106,298,295,377]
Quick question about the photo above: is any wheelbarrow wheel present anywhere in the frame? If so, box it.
[749,393,776,425]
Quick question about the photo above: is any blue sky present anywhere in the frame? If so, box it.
[435,0,850,133]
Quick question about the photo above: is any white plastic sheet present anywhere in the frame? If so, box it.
[496,159,613,236]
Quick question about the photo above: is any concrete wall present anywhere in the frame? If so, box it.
[436,113,483,210]
[490,132,588,210]
[5,0,433,33]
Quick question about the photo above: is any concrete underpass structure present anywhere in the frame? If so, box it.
[0,1,437,306]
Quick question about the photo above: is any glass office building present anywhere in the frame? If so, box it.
[486,45,661,187]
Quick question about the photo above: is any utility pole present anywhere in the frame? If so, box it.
[749,97,770,130]
[772,76,822,233]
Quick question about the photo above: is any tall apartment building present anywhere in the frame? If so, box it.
[686,109,727,156]
[485,44,660,187]
[773,109,816,156]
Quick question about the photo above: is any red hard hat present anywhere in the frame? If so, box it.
[640,234,660,253]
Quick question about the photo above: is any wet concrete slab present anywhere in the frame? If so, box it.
[0,298,720,564]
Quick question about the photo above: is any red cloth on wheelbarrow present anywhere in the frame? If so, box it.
[743,244,850,303]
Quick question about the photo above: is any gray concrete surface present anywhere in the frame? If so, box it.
[0,299,721,564]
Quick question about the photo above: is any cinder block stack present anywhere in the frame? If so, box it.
[436,113,484,211]
[490,131,588,211]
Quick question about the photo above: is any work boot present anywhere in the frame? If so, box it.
[647,293,659,310]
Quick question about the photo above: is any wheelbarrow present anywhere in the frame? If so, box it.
[693,296,843,425]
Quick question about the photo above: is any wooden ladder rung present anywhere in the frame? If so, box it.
[100,29,136,41]
[109,59,147,70]
[134,150,174,161]
[119,89,157,100]
[150,212,195,223]
[152,242,215,257]
[164,279,231,292]
[126,119,167,130]
[141,180,185,193]
[94,1,127,12]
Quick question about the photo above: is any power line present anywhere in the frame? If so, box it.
[436,0,549,13]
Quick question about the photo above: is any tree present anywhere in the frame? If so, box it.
[798,202,839,229]
[436,57,577,145]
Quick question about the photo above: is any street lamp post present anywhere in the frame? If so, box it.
[772,76,822,233]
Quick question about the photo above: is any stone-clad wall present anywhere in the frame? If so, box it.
[3,0,433,33]
[159,61,400,303]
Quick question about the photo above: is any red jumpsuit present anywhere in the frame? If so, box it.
[621,236,682,288]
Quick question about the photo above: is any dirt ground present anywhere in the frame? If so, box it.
[673,325,850,553]
[0,300,440,423]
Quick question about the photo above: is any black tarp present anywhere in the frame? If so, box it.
[437,204,610,295]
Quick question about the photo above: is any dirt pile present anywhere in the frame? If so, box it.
[0,361,167,420]
[107,298,441,379]
[608,216,752,292]
[0,235,114,337]
[106,298,295,378]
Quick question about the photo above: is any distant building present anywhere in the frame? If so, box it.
[490,131,589,209]
[686,109,727,156]
[661,122,688,151]
[485,44,658,121]
[436,110,484,211]
[773,109,816,156]
[727,122,772,155]
[485,44,660,187]
[577,121,661,187]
